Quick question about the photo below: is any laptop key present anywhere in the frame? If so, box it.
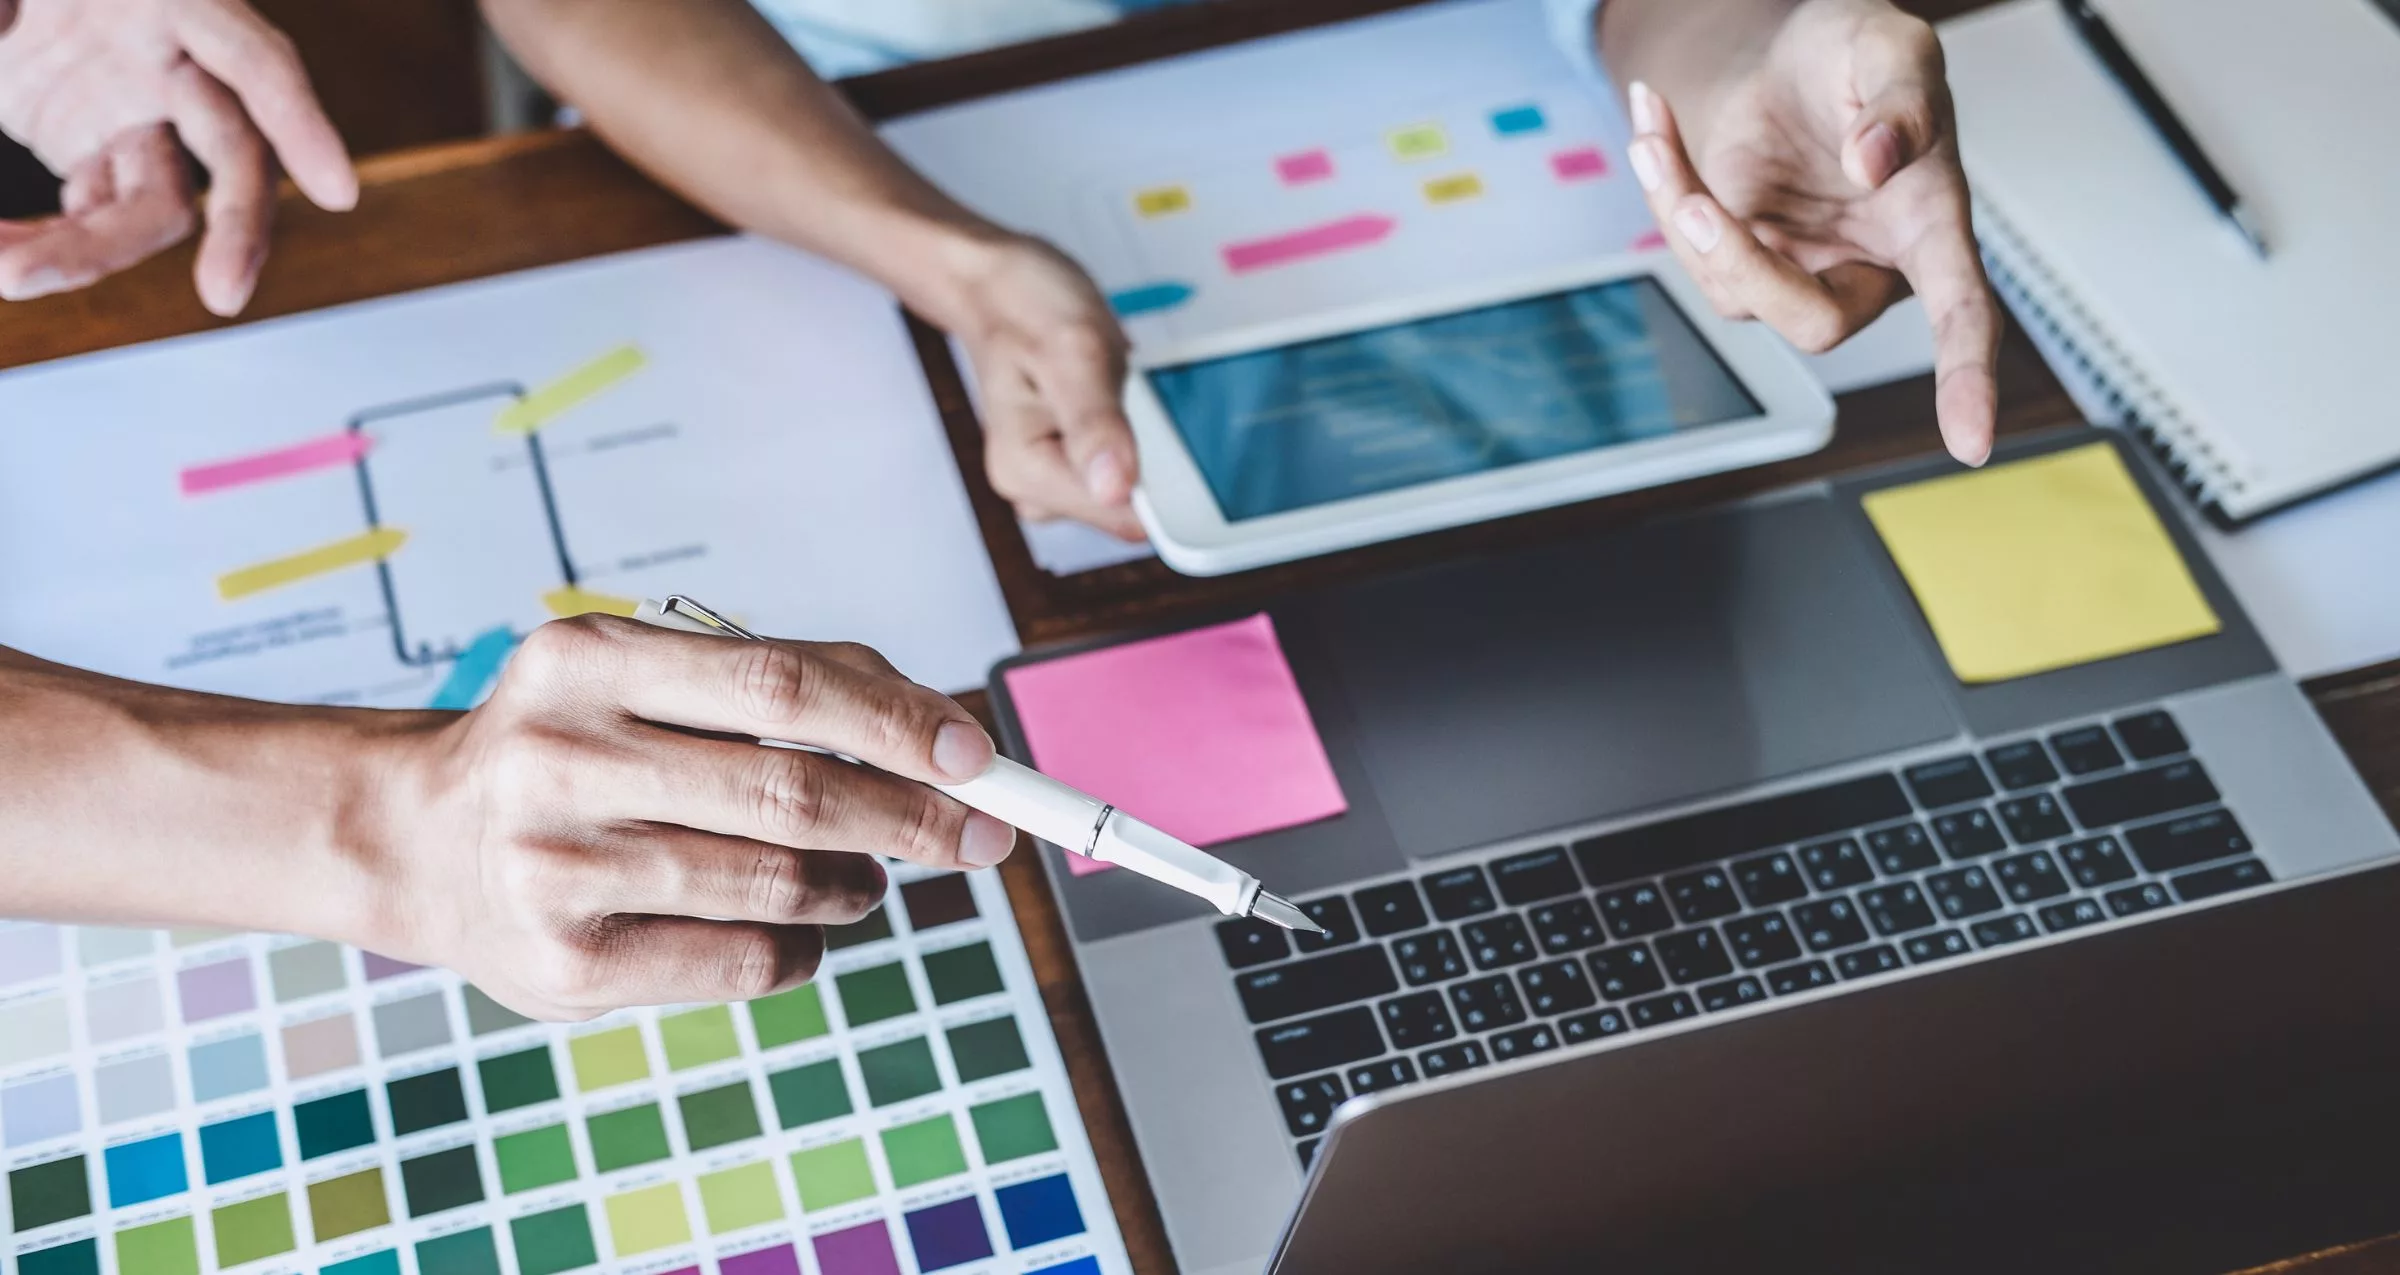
[1836,945,1904,979]
[1858,883,1937,936]
[1723,911,1801,968]
[1237,947,1400,1024]
[1925,866,2004,920]
[1767,960,1834,995]
[1933,807,2007,859]
[2064,760,2219,830]
[1904,755,1996,809]
[1346,1056,1418,1095]
[1596,882,1675,939]
[1654,927,1735,983]
[1697,976,1767,1012]
[2058,835,2136,888]
[1865,822,1941,874]
[2050,725,2124,775]
[1798,837,1874,890]
[1560,1008,1630,1043]
[1791,898,1871,952]
[1422,866,1499,921]
[1354,881,1431,937]
[1985,740,2060,791]
[1902,929,1973,964]
[1585,944,1666,1001]
[1992,850,2070,904]
[2039,897,2109,933]
[2106,881,2175,917]
[1492,847,1582,905]
[1216,917,1290,970]
[1297,1138,1321,1169]
[1972,913,2041,948]
[1488,1023,1559,1061]
[1731,851,1808,907]
[1377,991,1458,1049]
[2113,709,2189,762]
[1257,1008,1385,1079]
[1416,1041,1488,1079]
[1461,915,1538,969]
[1664,867,1742,923]
[1276,1074,1347,1136]
[1529,898,1608,954]
[1448,975,1528,1032]
[2126,808,2253,874]
[1392,930,1467,987]
[1293,897,1362,953]
[1629,992,1697,1028]
[1516,959,1598,1016]
[2173,858,2272,903]
[1996,793,2073,845]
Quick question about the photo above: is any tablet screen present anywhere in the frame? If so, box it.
[1148,277,1762,521]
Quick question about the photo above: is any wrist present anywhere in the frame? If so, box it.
[877,215,1025,338]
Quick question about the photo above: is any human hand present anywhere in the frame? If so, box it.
[1612,0,2001,465]
[0,0,356,315]
[945,232,1145,540]
[370,617,1017,1020]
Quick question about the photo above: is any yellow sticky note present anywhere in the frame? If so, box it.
[1862,442,2220,683]
[1133,185,1191,218]
[542,585,641,619]
[1387,122,1448,161]
[494,344,646,435]
[1423,172,1484,204]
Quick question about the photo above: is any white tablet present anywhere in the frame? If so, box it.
[1124,253,1836,575]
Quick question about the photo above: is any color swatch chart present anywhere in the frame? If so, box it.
[0,867,1127,1275]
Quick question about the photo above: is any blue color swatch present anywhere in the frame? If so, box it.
[996,1173,1086,1249]
[188,1033,269,1101]
[199,1111,282,1184]
[323,1250,402,1275]
[429,627,518,710]
[102,1132,187,1207]
[1033,1258,1104,1275]
[1490,103,1547,135]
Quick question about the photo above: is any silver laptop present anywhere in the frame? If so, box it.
[987,431,2400,1275]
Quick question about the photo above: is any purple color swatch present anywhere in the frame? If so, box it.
[905,1197,995,1271]
[721,1244,800,1275]
[2,1074,80,1147]
[177,957,256,1023]
[360,952,423,981]
[0,924,61,987]
[812,1221,902,1275]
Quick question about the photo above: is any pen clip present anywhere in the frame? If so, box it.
[658,595,763,641]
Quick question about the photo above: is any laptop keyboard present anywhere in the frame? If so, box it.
[1214,707,2276,1168]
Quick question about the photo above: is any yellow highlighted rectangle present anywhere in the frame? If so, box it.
[218,527,407,601]
[569,1024,650,1091]
[495,344,646,435]
[605,1182,692,1256]
[1386,122,1448,161]
[1861,442,2221,684]
[1133,185,1192,218]
[543,586,641,619]
[1423,172,1484,204]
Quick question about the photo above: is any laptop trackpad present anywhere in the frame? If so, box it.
[1314,492,1961,860]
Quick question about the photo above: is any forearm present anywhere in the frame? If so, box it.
[0,647,415,942]
[1597,0,1800,133]
[480,0,1002,330]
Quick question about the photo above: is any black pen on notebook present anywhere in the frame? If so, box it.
[2059,0,2267,258]
[631,596,1324,934]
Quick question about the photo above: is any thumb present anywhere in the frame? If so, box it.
[1843,14,1948,190]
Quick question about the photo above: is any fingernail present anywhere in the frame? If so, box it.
[959,812,1016,867]
[933,719,994,781]
[1,267,70,302]
[1085,450,1128,502]
[1629,138,1663,192]
[1674,202,1722,253]
[1629,81,1659,134]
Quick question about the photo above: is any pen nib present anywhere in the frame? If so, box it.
[1250,892,1324,935]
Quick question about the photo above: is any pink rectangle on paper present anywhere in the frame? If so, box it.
[1004,613,1347,876]
[1222,213,1395,274]
[1630,228,1669,252]
[1275,148,1335,185]
[178,957,256,1023]
[361,952,423,981]
[181,431,371,495]
[1550,146,1609,181]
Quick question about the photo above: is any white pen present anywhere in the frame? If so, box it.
[632,596,1324,934]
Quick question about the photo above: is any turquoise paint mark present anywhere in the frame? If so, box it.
[1490,104,1547,136]
[1109,281,1196,318]
[430,626,518,710]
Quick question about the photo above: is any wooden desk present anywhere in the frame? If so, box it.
[2,3,2395,1269]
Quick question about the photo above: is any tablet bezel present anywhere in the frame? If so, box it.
[1123,252,1837,575]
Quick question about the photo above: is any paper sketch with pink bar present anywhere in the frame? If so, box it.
[1001,613,1347,875]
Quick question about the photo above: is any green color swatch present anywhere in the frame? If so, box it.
[659,1005,741,1070]
[697,1161,783,1234]
[767,1058,852,1129]
[294,1089,375,1160]
[880,1114,968,1188]
[924,941,1005,1004]
[495,1124,578,1194]
[478,1046,559,1113]
[19,1239,98,1275]
[947,1015,1032,1082]
[461,986,532,1036]
[678,1080,763,1151]
[416,1225,500,1275]
[510,1203,598,1275]
[322,1249,399,1275]
[568,1026,648,1092]
[400,1145,484,1217]
[387,1067,468,1136]
[747,984,829,1049]
[970,1092,1059,1164]
[213,1192,296,1266]
[823,905,893,950]
[115,1216,199,1275]
[604,1183,690,1256]
[9,1156,90,1230]
[307,1167,391,1241]
[835,962,916,1027]
[789,1139,877,1211]
[858,1036,942,1106]
[586,1103,671,1172]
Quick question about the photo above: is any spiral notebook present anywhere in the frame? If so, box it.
[1940,0,2400,524]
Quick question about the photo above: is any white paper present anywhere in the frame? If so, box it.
[0,237,1020,698]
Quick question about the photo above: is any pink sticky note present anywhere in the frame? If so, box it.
[1630,228,1669,252]
[1550,146,1609,182]
[1004,613,1347,876]
[1276,148,1335,185]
